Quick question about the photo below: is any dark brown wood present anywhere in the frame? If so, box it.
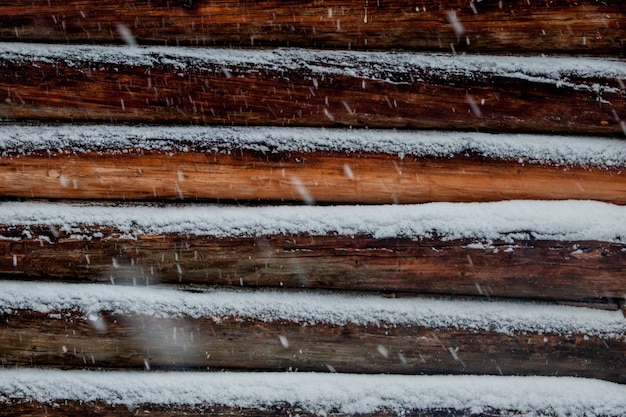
[0,0,624,55]
[1,310,625,383]
[0,151,624,203]
[1,229,625,302]
[0,401,507,417]
[0,53,623,135]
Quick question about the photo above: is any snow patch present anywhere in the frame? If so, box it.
[0,200,624,243]
[1,369,626,416]
[1,125,625,168]
[0,281,624,337]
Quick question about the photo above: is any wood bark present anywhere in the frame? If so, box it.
[0,54,624,135]
[0,0,623,55]
[1,311,624,383]
[0,151,624,203]
[1,230,625,302]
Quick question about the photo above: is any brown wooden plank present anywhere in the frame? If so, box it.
[1,230,625,302]
[0,46,624,134]
[0,150,624,203]
[0,310,624,382]
[0,0,624,55]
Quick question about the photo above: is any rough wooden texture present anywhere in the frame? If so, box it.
[0,401,490,417]
[1,311,624,383]
[1,229,625,302]
[0,0,624,54]
[0,56,624,135]
[0,151,624,204]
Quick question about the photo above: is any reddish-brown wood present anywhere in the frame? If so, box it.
[0,151,624,204]
[0,0,623,54]
[1,229,625,302]
[1,310,624,382]
[0,55,623,134]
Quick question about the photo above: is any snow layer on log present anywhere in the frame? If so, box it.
[1,200,625,243]
[1,42,624,91]
[1,369,626,416]
[2,125,626,168]
[0,282,624,337]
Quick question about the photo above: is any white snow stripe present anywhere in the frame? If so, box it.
[1,200,625,243]
[1,42,624,88]
[1,369,625,416]
[0,282,624,337]
[2,125,626,168]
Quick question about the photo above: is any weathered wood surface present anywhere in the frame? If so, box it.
[1,310,624,382]
[0,402,471,417]
[1,231,625,302]
[0,0,624,55]
[0,402,565,417]
[0,151,624,203]
[0,47,624,134]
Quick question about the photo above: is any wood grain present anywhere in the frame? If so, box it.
[0,0,623,54]
[0,150,625,204]
[2,229,625,302]
[0,53,624,134]
[1,310,624,382]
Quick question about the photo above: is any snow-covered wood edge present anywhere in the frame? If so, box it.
[2,370,626,417]
[2,125,626,168]
[2,43,624,83]
[1,201,625,243]
[1,282,624,380]
[1,44,624,134]
[1,281,624,337]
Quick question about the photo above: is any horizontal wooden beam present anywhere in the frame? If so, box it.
[0,45,624,134]
[0,0,624,55]
[5,370,626,417]
[2,232,625,302]
[1,309,624,382]
[0,150,624,204]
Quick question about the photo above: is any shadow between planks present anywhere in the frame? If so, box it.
[0,151,624,204]
[1,310,624,383]
[1,231,625,302]
[0,0,624,55]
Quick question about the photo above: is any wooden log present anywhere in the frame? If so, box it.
[2,370,626,417]
[2,232,625,302]
[1,150,625,204]
[0,0,624,55]
[1,200,625,302]
[2,127,625,204]
[0,44,624,134]
[0,282,625,382]
[0,306,624,382]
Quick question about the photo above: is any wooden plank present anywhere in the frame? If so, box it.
[1,309,624,382]
[1,232,625,302]
[0,45,624,134]
[0,0,624,55]
[0,150,624,203]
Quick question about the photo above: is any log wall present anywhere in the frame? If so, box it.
[0,0,625,415]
